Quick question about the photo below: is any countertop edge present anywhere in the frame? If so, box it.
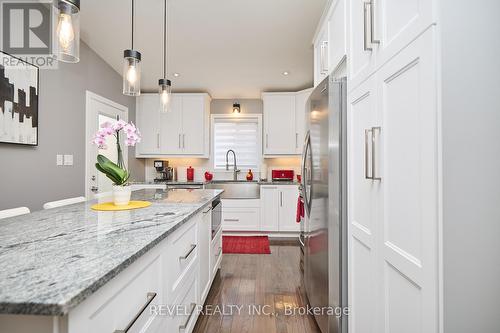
[0,192,221,316]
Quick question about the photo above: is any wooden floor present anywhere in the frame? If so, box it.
[193,245,321,333]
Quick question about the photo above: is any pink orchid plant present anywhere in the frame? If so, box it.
[92,120,141,185]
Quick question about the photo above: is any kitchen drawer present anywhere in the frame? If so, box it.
[211,229,223,278]
[222,207,260,231]
[165,270,199,333]
[68,251,163,333]
[166,217,199,296]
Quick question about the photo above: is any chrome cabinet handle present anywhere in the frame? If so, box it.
[363,2,372,51]
[365,129,371,179]
[179,303,197,332]
[369,1,380,45]
[371,127,381,181]
[157,133,160,149]
[320,41,329,74]
[179,244,197,260]
[178,134,181,148]
[114,292,157,333]
[224,218,239,222]
[280,191,283,207]
[295,133,298,149]
[182,134,185,149]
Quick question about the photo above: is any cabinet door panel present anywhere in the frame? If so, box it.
[377,29,438,333]
[160,94,182,154]
[198,209,211,303]
[278,186,300,232]
[263,94,296,154]
[136,95,160,155]
[295,90,312,154]
[328,0,346,72]
[181,95,205,155]
[347,75,380,333]
[260,186,279,231]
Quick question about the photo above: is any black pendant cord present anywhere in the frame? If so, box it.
[163,0,167,79]
[131,0,134,50]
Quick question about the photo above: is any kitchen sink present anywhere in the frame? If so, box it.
[205,181,260,199]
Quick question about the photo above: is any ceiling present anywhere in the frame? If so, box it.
[80,0,327,99]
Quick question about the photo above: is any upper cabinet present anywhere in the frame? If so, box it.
[348,0,434,89]
[263,89,312,156]
[136,93,211,158]
[313,0,347,86]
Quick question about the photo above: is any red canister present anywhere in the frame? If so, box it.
[187,166,194,181]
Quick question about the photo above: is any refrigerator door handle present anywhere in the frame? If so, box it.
[301,131,313,217]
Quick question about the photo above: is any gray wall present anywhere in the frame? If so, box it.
[210,99,262,114]
[0,42,144,211]
[441,1,500,332]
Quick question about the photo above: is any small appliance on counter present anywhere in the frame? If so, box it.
[271,169,294,181]
[154,160,175,182]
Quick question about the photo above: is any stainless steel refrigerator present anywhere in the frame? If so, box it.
[300,75,348,333]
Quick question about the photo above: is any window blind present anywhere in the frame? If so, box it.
[213,117,259,170]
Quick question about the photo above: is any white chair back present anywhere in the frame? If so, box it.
[43,196,86,210]
[0,207,30,219]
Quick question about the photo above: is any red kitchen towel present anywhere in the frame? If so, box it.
[296,196,304,223]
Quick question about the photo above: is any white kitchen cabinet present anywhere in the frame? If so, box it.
[260,186,280,231]
[260,185,300,232]
[328,0,347,73]
[295,88,313,154]
[136,95,160,155]
[348,28,439,333]
[198,205,212,303]
[136,93,210,158]
[348,0,435,90]
[262,93,296,155]
[211,228,223,278]
[222,199,260,231]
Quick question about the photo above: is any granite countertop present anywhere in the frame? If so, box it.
[0,189,223,316]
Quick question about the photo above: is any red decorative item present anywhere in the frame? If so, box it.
[246,169,253,181]
[222,236,271,254]
[297,174,302,183]
[204,171,213,181]
[187,166,194,181]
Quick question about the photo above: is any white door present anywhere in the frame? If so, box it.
[295,89,312,154]
[85,91,128,199]
[136,95,160,155]
[347,75,380,333]
[278,186,300,232]
[260,186,279,231]
[377,28,438,333]
[263,94,296,155]
[181,95,205,155]
[160,94,183,154]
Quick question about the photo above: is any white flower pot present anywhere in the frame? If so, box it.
[112,185,132,206]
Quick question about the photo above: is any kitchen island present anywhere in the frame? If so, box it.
[0,189,223,333]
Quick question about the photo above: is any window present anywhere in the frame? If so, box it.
[212,115,261,170]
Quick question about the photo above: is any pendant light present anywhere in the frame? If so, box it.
[159,0,172,113]
[55,0,80,63]
[123,0,141,96]
[232,102,241,113]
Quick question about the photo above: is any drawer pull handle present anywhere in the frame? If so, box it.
[224,218,239,222]
[179,244,197,260]
[114,292,157,333]
[179,302,197,332]
[202,206,212,214]
[216,246,223,257]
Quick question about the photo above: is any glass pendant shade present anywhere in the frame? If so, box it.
[159,79,172,113]
[55,0,80,63]
[123,50,141,96]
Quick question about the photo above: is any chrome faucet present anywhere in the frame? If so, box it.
[225,149,240,181]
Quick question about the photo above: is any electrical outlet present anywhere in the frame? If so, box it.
[56,154,63,166]
[63,154,73,166]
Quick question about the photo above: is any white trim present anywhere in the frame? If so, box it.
[85,91,129,199]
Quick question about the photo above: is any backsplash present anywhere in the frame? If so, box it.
[144,157,301,182]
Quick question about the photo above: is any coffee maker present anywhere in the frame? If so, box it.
[154,160,174,182]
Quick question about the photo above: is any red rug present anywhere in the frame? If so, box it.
[222,236,271,254]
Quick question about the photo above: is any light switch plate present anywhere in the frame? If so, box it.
[56,154,63,166]
[63,154,73,166]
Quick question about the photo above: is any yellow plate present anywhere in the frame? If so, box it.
[91,201,152,211]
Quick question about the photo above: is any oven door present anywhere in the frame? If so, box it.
[211,199,222,239]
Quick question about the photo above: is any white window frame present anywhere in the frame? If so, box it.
[210,114,262,171]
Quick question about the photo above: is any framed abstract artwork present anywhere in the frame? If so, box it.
[0,51,39,146]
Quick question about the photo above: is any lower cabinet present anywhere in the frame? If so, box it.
[260,185,300,232]
[221,199,260,231]
[198,205,212,304]
[211,228,223,278]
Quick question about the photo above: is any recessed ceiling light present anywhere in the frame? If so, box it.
[173,73,180,77]
[282,71,290,76]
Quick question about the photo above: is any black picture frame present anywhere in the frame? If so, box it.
[0,50,40,146]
